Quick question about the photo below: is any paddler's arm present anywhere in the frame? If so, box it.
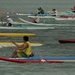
[16,43,28,51]
[11,41,24,48]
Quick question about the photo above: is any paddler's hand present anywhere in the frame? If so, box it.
[12,47,17,51]
[11,41,16,44]
[12,48,20,52]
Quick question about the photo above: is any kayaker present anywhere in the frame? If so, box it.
[71,6,75,13]
[10,36,34,58]
[3,15,13,26]
[37,7,44,14]
[6,15,13,26]
[51,9,58,16]
[30,13,40,23]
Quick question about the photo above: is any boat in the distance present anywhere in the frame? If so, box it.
[19,18,72,26]
[59,39,75,43]
[27,12,75,20]
[55,15,75,20]
[0,25,54,30]
[0,33,36,37]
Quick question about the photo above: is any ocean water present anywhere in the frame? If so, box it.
[0,0,75,75]
[0,0,75,13]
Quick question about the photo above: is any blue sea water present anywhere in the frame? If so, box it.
[0,0,75,75]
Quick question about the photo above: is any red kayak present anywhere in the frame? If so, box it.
[59,39,75,43]
[1,56,75,63]
[0,57,63,63]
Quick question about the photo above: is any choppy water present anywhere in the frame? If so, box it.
[0,0,75,75]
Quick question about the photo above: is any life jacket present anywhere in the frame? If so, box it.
[17,41,32,57]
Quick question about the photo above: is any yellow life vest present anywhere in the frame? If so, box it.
[24,41,32,55]
[17,41,32,57]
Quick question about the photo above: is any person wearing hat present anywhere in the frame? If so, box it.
[3,15,13,26]
[6,15,13,26]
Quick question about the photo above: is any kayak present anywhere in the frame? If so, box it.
[0,56,75,63]
[19,18,56,26]
[28,15,55,19]
[59,39,75,43]
[0,33,36,37]
[55,17,75,20]
[17,12,75,16]
[19,18,75,26]
[55,15,75,20]
[0,42,43,47]
[28,15,75,20]
[0,26,54,29]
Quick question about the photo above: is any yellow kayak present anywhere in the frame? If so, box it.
[0,33,36,37]
[0,42,43,47]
